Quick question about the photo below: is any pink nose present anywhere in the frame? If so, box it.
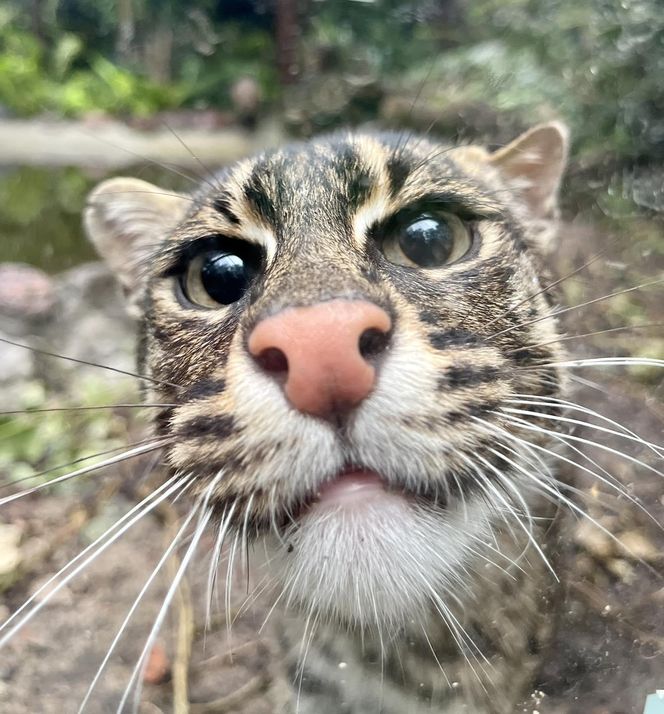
[248,300,391,419]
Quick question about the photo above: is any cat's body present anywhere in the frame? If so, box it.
[82,125,573,712]
[4,122,661,713]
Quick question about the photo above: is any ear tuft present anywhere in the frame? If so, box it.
[489,122,569,219]
[84,177,188,310]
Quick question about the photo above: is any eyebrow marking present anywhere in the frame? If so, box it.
[385,154,411,197]
[243,165,278,226]
[212,195,241,225]
[177,414,236,439]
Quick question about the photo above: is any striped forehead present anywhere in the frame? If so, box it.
[174,134,507,267]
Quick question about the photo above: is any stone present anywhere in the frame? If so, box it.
[0,264,56,319]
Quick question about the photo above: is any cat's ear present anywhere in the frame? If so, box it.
[489,122,569,219]
[84,177,188,312]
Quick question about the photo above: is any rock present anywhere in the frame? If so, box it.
[618,529,661,562]
[0,523,23,577]
[0,331,34,385]
[231,77,262,116]
[574,520,614,560]
[143,642,171,685]
[0,264,56,319]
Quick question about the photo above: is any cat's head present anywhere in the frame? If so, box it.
[85,124,568,630]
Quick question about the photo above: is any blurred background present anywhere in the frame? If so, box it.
[0,2,663,712]
[0,0,663,270]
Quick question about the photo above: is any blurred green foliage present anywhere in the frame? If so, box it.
[467,0,664,164]
[0,8,181,116]
[0,166,97,271]
[0,376,135,490]
[0,0,662,170]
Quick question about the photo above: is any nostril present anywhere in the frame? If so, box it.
[255,346,289,375]
[359,327,390,360]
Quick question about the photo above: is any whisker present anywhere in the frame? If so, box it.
[77,478,198,713]
[205,499,235,633]
[494,412,664,481]
[518,357,664,372]
[120,470,222,713]
[160,119,222,193]
[502,405,664,454]
[119,503,213,714]
[505,322,664,354]
[0,403,176,417]
[419,623,452,687]
[487,277,664,342]
[0,439,170,506]
[0,336,181,390]
[483,251,608,330]
[240,493,255,594]
[458,452,556,580]
[0,472,188,648]
[478,422,663,571]
[426,586,491,690]
[0,435,163,491]
[494,415,656,525]
[77,126,215,190]
[224,531,240,650]
[509,393,664,460]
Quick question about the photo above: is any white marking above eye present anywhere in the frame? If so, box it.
[240,221,277,263]
[352,194,391,251]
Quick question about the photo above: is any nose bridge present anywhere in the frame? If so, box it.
[248,299,392,419]
[253,202,376,308]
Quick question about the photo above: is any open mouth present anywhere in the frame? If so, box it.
[289,466,425,523]
[315,468,389,508]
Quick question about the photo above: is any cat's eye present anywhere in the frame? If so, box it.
[381,212,472,268]
[181,248,258,308]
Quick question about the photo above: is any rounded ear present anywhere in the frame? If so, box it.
[84,177,189,311]
[489,122,570,219]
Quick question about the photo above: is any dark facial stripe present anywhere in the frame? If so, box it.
[182,378,226,401]
[212,195,240,225]
[385,154,410,197]
[446,400,500,423]
[442,365,500,389]
[177,414,236,439]
[429,329,480,349]
[510,346,551,366]
[243,164,278,226]
[333,144,374,212]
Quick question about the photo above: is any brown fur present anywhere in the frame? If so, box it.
[86,124,571,712]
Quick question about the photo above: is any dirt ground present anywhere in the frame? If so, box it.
[1,218,663,714]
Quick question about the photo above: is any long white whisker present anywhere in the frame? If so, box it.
[502,405,664,455]
[118,503,213,713]
[205,500,236,632]
[474,418,660,566]
[0,440,170,506]
[0,472,188,648]
[493,413,661,527]
[508,394,664,458]
[496,412,664,480]
[224,531,240,649]
[240,493,255,593]
[457,452,557,580]
[519,357,664,371]
[78,489,200,712]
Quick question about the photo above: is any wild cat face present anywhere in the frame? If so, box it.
[85,124,568,630]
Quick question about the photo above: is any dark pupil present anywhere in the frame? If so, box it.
[201,252,251,304]
[399,216,453,267]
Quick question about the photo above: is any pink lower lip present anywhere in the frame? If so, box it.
[315,469,387,507]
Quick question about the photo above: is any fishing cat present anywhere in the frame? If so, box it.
[81,122,572,713]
